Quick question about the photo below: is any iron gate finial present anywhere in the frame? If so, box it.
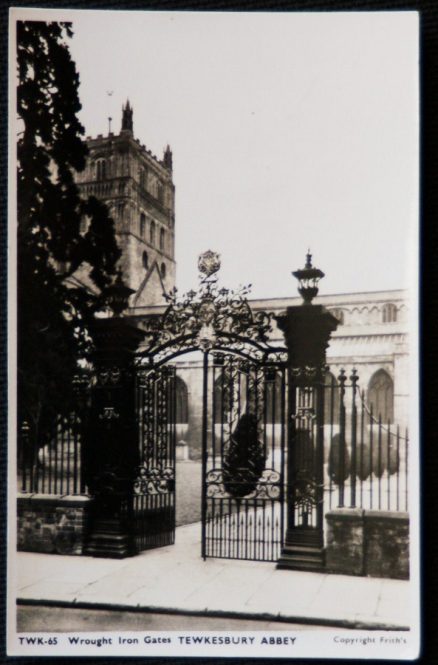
[198,250,221,280]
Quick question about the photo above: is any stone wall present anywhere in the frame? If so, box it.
[17,494,91,556]
[363,510,410,579]
[325,508,409,579]
[325,508,364,575]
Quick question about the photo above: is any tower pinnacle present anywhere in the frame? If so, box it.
[163,145,173,171]
[121,99,133,133]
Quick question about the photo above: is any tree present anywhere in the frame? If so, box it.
[17,21,121,446]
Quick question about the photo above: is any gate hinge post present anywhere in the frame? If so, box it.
[83,311,146,559]
[275,257,338,572]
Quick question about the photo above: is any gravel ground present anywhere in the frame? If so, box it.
[175,460,202,527]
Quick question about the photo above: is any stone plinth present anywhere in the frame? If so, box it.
[176,441,189,461]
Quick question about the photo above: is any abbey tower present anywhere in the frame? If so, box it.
[75,101,176,306]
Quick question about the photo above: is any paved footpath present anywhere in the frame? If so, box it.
[16,522,411,631]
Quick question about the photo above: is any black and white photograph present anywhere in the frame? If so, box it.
[7,7,420,659]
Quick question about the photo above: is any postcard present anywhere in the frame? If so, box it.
[8,7,420,659]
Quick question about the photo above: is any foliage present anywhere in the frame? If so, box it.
[223,414,266,498]
[17,21,120,441]
[328,433,351,484]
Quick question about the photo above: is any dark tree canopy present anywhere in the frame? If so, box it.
[17,21,121,439]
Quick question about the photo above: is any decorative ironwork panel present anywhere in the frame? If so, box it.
[135,250,287,367]
[133,365,176,552]
[204,354,286,562]
[289,384,322,530]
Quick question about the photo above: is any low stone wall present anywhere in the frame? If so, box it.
[325,508,409,579]
[325,508,364,576]
[17,494,91,555]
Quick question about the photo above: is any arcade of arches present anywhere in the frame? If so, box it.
[173,367,395,455]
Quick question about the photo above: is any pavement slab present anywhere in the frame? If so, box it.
[15,521,411,630]
[307,574,383,617]
[246,568,325,614]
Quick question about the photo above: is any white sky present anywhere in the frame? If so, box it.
[15,9,419,298]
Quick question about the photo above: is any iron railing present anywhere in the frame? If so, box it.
[17,374,89,496]
[324,370,409,513]
[18,411,86,495]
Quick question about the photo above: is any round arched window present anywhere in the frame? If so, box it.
[382,303,397,323]
[142,251,149,269]
[367,369,394,423]
[140,212,146,238]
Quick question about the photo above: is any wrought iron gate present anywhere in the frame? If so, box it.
[203,353,286,561]
[132,250,288,560]
[133,365,176,552]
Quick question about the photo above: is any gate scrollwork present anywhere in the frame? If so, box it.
[206,468,282,500]
[136,250,285,364]
[134,465,175,495]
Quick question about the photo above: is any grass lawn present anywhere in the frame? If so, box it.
[175,460,202,526]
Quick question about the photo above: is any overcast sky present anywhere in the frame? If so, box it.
[14,9,419,298]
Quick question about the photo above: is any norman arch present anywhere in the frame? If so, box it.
[265,371,283,423]
[175,376,188,424]
[367,369,394,423]
[382,303,397,323]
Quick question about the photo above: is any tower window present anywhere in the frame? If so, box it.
[96,159,106,180]
[161,262,166,278]
[382,303,397,323]
[160,228,165,251]
[157,182,164,204]
[150,220,156,246]
[140,212,146,238]
[142,251,149,270]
